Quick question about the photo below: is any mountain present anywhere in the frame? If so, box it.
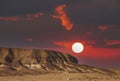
[0,48,119,76]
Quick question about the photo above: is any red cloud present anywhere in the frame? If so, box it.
[107,40,120,45]
[98,25,119,31]
[0,13,44,21]
[98,25,109,31]
[25,38,33,42]
[51,4,73,31]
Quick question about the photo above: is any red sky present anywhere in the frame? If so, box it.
[53,41,120,58]
[52,41,120,68]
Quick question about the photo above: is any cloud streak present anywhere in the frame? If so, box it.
[0,13,44,21]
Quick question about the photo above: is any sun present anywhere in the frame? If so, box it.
[72,42,84,53]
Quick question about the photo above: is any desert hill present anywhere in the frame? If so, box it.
[0,48,119,76]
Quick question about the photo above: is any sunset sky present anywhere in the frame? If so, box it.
[0,0,120,69]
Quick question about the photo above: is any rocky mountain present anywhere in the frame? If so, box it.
[0,48,119,76]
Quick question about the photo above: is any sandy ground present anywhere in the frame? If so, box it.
[0,72,120,81]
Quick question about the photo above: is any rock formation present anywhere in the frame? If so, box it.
[0,48,118,75]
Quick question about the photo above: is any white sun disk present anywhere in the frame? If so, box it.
[72,42,84,53]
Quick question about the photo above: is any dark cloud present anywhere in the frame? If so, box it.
[0,0,82,16]
[87,25,120,47]
[0,15,69,48]
[66,0,120,48]
[66,0,120,25]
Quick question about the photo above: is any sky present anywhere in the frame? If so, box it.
[0,0,120,69]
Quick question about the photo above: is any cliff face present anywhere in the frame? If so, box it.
[0,48,79,73]
[0,48,78,64]
[0,48,118,75]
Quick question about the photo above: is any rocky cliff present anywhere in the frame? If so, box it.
[0,48,118,75]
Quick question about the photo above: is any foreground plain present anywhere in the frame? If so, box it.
[0,72,120,81]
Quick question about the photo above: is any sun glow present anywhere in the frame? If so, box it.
[72,42,84,53]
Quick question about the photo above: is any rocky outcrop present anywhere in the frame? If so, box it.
[0,48,118,75]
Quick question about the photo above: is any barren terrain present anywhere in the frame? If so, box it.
[0,72,120,81]
[0,48,119,81]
